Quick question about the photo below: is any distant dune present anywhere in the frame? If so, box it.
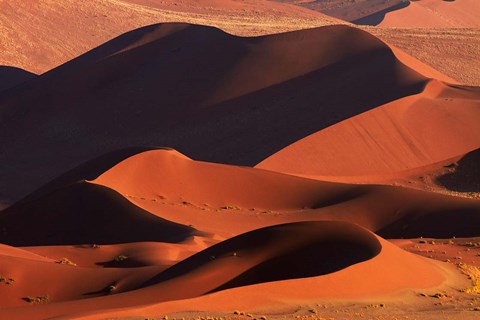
[276,0,409,24]
[275,0,480,86]
[377,0,480,28]
[0,0,339,74]
[279,0,480,28]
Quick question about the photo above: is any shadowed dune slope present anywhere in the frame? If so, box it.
[435,148,480,194]
[0,181,197,246]
[0,66,36,92]
[257,81,480,180]
[142,221,381,291]
[0,23,436,204]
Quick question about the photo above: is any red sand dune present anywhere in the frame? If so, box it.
[90,149,480,239]
[378,0,480,28]
[4,148,480,247]
[257,80,480,181]
[280,0,480,27]
[0,0,339,74]
[276,0,408,24]
[89,236,449,320]
[0,219,449,320]
[0,23,454,206]
[0,145,478,318]
[0,11,479,320]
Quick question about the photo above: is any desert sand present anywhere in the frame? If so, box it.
[0,1,479,320]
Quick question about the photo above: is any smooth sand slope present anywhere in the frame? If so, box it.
[0,0,339,74]
[2,148,470,319]
[0,23,448,205]
[257,80,480,180]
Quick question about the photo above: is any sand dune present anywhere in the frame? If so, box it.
[0,220,448,320]
[378,0,480,28]
[0,181,197,246]
[257,80,480,179]
[0,23,451,206]
[280,0,480,28]
[1,0,477,87]
[0,4,479,319]
[275,1,480,86]
[89,236,448,320]
[0,0,338,74]
[7,148,480,243]
[1,146,478,318]
[276,0,408,23]
[94,149,480,239]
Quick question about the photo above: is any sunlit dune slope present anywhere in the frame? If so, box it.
[257,80,480,180]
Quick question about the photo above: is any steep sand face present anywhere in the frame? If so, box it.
[0,0,340,74]
[256,80,480,179]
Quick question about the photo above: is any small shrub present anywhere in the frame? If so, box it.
[463,242,480,247]
[221,205,239,210]
[22,295,49,303]
[55,258,76,266]
[114,255,128,262]
[0,276,15,285]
